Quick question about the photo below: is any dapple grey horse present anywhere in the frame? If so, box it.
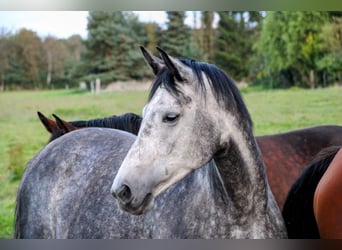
[15,47,287,238]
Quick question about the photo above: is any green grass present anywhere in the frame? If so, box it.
[243,87,342,135]
[0,86,341,238]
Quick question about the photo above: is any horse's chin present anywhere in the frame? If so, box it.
[116,193,154,216]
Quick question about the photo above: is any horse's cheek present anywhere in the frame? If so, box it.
[183,112,216,165]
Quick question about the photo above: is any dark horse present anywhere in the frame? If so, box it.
[38,111,342,210]
[37,111,141,142]
[16,47,287,238]
[282,146,342,239]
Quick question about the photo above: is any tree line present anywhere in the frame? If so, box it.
[0,11,341,90]
[0,28,84,90]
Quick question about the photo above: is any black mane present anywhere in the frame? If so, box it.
[48,113,142,142]
[71,113,142,135]
[148,58,253,130]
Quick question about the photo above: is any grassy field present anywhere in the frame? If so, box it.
[0,86,341,238]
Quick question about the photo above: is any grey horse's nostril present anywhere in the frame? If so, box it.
[114,185,132,204]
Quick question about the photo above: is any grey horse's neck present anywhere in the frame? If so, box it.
[204,102,286,238]
[213,129,268,219]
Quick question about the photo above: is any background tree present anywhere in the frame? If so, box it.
[65,34,84,62]
[0,28,12,91]
[84,11,148,84]
[160,11,189,56]
[0,11,341,91]
[254,11,329,88]
[316,17,342,86]
[144,22,162,55]
[43,36,70,86]
[160,11,202,59]
[200,11,214,61]
[62,35,86,87]
[214,11,257,81]
[12,29,46,88]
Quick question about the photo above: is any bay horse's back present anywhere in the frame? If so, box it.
[15,128,136,238]
[258,125,342,209]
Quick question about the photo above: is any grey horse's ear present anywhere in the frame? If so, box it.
[140,46,164,75]
[156,47,192,82]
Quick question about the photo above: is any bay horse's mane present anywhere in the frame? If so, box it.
[38,112,142,142]
[148,58,253,131]
[71,113,142,135]
[282,145,341,238]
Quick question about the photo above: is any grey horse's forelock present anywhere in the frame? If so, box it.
[148,58,253,130]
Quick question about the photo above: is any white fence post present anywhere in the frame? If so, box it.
[95,78,101,95]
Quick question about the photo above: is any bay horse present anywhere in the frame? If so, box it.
[38,111,342,210]
[16,47,287,238]
[314,146,342,239]
[37,111,141,142]
[282,146,342,239]
[258,126,342,209]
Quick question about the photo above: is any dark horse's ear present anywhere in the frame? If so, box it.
[37,111,57,134]
[140,46,164,75]
[52,114,77,134]
[156,47,192,82]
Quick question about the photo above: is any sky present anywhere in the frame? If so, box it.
[0,11,204,39]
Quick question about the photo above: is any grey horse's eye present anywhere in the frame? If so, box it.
[162,113,179,124]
